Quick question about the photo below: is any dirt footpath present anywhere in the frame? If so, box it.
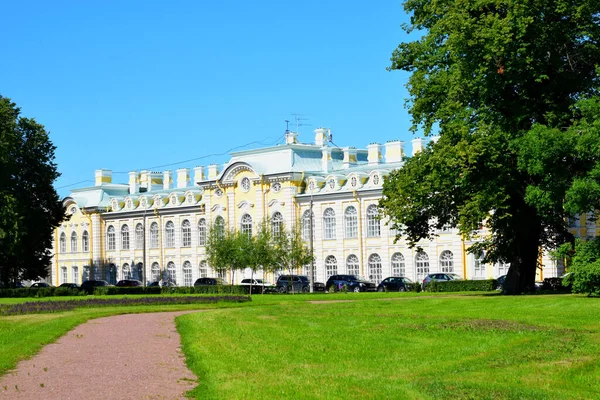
[0,311,201,400]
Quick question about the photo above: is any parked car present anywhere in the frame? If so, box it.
[194,277,225,286]
[29,282,53,288]
[80,280,110,293]
[313,281,326,292]
[496,275,507,290]
[58,283,80,289]
[240,278,277,293]
[325,275,377,293]
[377,276,413,292]
[422,273,462,290]
[276,275,311,293]
[115,279,143,287]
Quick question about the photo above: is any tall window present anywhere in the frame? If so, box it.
[440,250,454,273]
[325,255,338,278]
[70,232,78,252]
[214,216,225,239]
[134,263,143,280]
[241,214,253,237]
[366,204,380,237]
[150,222,159,248]
[107,226,115,251]
[368,253,382,283]
[122,263,131,279]
[198,219,207,245]
[302,210,314,241]
[121,225,130,250]
[151,262,160,282]
[61,267,67,284]
[83,266,90,282]
[344,206,358,238]
[59,232,67,253]
[199,260,208,278]
[474,251,485,278]
[272,212,283,238]
[391,252,405,276]
[165,221,175,247]
[323,208,336,240]
[415,251,430,281]
[497,261,510,276]
[181,220,191,247]
[72,266,79,284]
[167,262,177,283]
[183,261,192,286]
[346,254,360,276]
[135,223,144,249]
[107,264,117,284]
[82,231,89,252]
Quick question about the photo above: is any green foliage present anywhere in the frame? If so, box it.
[0,96,65,285]
[426,279,498,293]
[0,287,84,298]
[563,238,600,296]
[383,0,600,294]
[406,282,422,292]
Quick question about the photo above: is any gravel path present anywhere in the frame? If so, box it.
[0,311,201,400]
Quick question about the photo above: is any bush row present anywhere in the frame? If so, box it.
[0,285,251,298]
[426,279,498,292]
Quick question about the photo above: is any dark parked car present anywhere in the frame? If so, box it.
[58,283,80,289]
[422,273,462,290]
[115,279,143,287]
[496,275,507,290]
[325,275,377,293]
[313,281,326,292]
[149,280,177,287]
[276,275,311,293]
[80,280,110,293]
[30,282,53,288]
[194,277,225,286]
[240,278,276,293]
[377,277,413,292]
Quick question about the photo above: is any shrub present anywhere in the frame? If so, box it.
[563,238,600,296]
[406,283,422,292]
[541,277,571,293]
[426,279,498,292]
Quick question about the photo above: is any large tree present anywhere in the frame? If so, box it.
[381,0,600,293]
[0,96,65,285]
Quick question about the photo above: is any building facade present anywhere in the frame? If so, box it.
[51,128,565,286]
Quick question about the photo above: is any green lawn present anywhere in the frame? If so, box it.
[177,293,600,399]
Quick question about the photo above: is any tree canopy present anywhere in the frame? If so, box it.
[0,96,65,286]
[381,0,600,293]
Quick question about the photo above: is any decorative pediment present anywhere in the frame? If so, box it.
[220,162,258,182]
[183,191,202,205]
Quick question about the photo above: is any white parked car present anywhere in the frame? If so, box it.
[240,278,276,293]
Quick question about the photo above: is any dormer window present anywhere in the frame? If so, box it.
[372,174,380,185]
[328,179,335,189]
[350,176,358,188]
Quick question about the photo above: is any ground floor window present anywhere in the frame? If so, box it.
[325,255,338,278]
[346,254,360,276]
[71,266,79,284]
[61,267,67,284]
[415,251,429,281]
[151,262,160,282]
[391,253,405,277]
[368,253,382,283]
[183,261,192,286]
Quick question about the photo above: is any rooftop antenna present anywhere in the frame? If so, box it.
[284,119,290,133]
[291,113,311,135]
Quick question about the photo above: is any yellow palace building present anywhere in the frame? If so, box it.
[51,128,565,286]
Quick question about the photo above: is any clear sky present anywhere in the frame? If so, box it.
[1,1,415,198]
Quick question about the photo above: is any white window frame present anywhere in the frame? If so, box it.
[241,214,253,237]
[302,210,314,241]
[323,208,336,240]
[415,251,430,281]
[150,222,159,248]
[183,261,192,286]
[107,226,116,251]
[72,266,79,284]
[182,220,192,247]
[121,225,130,250]
[272,212,283,238]
[70,232,78,253]
[122,263,131,280]
[366,204,380,237]
[368,253,382,283]
[440,250,454,273]
[391,252,405,276]
[151,262,160,282]
[135,223,144,249]
[59,232,67,253]
[346,254,360,276]
[167,261,177,283]
[198,219,207,246]
[82,231,89,252]
[165,221,175,248]
[325,255,338,278]
[344,206,358,238]
[199,260,208,278]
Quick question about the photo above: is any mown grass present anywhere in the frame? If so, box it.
[178,294,600,399]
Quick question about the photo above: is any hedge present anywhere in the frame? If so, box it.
[425,279,498,292]
[0,287,84,298]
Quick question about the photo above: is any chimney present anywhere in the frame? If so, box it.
[411,138,425,156]
[193,166,205,185]
[176,168,190,189]
[128,171,139,194]
[367,143,383,165]
[163,170,172,190]
[385,140,404,163]
[208,164,220,179]
[94,169,112,186]
[430,135,440,144]
[147,172,163,192]
[285,131,298,145]
[321,147,332,173]
[314,128,328,147]
[342,147,357,169]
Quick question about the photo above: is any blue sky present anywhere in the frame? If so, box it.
[1,1,414,198]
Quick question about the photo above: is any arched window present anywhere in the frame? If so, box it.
[198,219,207,246]
[149,222,159,248]
[151,262,160,282]
[415,251,430,281]
[106,226,115,251]
[344,206,358,238]
[122,263,131,279]
[59,232,67,253]
[214,216,225,239]
[241,214,253,237]
[133,263,143,280]
[83,265,90,282]
[135,223,144,249]
[199,260,208,278]
[368,253,382,283]
[272,212,283,238]
[366,204,380,237]
[346,254,360,276]
[107,264,117,284]
[82,231,89,252]
[302,210,314,241]
[183,261,192,286]
[325,255,338,278]
[71,266,78,283]
[121,225,130,250]
[391,252,405,276]
[440,250,454,273]
[167,261,177,283]
[165,221,175,247]
[181,220,191,247]
[70,232,78,252]
[323,208,336,240]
